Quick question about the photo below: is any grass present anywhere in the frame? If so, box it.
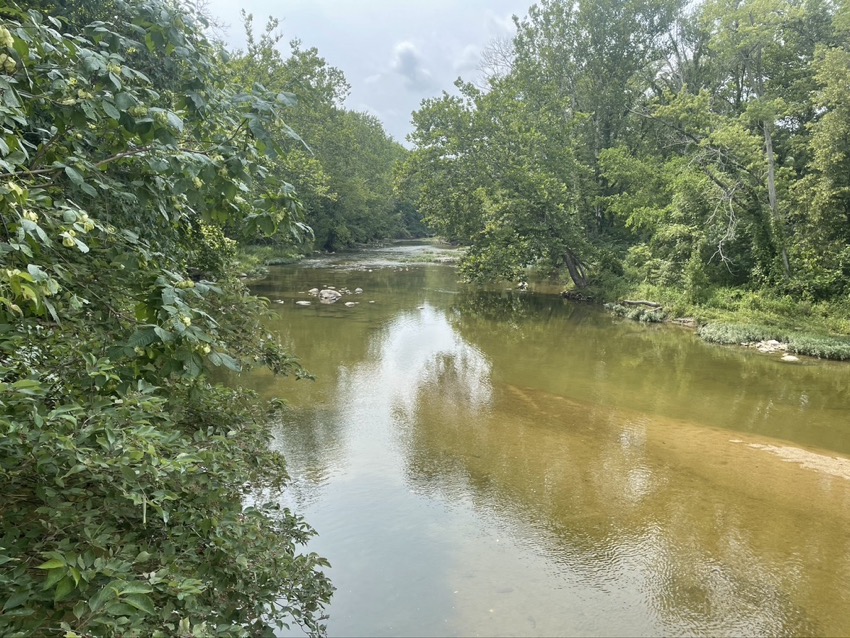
[235,245,304,279]
[786,335,850,361]
[697,323,850,360]
[697,322,788,345]
[588,280,850,361]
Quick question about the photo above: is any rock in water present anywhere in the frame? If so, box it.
[781,354,800,363]
[295,300,311,306]
[319,289,342,304]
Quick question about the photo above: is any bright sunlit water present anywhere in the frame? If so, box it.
[245,242,850,637]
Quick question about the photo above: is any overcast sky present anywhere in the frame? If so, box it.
[198,0,532,145]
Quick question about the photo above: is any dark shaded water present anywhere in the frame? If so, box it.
[247,243,850,637]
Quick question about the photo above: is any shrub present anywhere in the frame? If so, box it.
[0,3,331,635]
[788,335,850,360]
[697,323,787,344]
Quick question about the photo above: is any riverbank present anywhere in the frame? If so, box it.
[235,245,306,279]
[593,282,850,361]
[241,242,850,361]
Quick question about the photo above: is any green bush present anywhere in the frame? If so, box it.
[697,322,787,344]
[788,335,850,360]
[0,3,331,635]
[605,302,667,323]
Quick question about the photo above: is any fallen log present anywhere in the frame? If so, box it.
[620,299,663,308]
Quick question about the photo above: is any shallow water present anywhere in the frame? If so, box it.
[246,243,850,637]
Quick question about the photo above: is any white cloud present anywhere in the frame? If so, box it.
[195,0,531,143]
[390,41,436,91]
[453,44,481,76]
[486,11,518,36]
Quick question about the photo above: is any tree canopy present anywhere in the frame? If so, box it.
[401,0,850,304]
[0,1,335,635]
[228,14,418,252]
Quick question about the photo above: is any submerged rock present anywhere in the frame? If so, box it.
[344,301,358,307]
[307,288,319,296]
[295,300,311,306]
[319,289,342,304]
[781,354,800,362]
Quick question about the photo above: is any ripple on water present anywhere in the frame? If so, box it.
[249,250,850,637]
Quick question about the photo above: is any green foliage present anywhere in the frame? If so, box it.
[227,16,415,252]
[788,335,850,360]
[698,322,850,359]
[698,322,787,344]
[401,0,682,288]
[403,0,850,330]
[0,2,331,635]
[604,303,668,323]
[790,43,850,298]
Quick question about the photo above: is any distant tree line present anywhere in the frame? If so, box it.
[229,14,424,253]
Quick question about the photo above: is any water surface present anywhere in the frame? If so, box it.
[247,243,850,637]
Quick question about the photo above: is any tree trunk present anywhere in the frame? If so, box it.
[564,248,588,288]
[754,37,791,280]
[763,122,791,278]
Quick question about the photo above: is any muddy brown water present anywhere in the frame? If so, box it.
[246,243,850,637]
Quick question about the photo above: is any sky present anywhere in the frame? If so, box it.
[198,0,532,144]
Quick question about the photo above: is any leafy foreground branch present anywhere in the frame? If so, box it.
[1,2,331,635]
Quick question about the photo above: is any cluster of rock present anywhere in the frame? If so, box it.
[294,286,365,307]
[742,339,800,362]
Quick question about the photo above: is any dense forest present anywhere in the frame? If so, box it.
[400,0,850,335]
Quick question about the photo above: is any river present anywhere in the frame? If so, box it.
[246,242,850,637]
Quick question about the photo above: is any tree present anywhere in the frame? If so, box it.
[228,15,414,252]
[402,0,679,288]
[0,2,332,635]
[609,0,840,296]
[791,0,850,297]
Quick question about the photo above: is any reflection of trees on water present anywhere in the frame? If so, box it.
[365,306,492,420]
[448,289,593,336]
[268,407,344,510]
[401,381,843,635]
[448,290,850,455]
[248,263,850,634]
[398,290,850,635]
[249,265,459,499]
[266,300,495,511]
